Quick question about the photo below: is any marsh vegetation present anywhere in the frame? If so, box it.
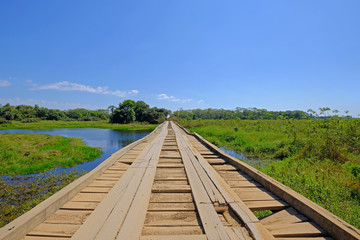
[179,117,360,228]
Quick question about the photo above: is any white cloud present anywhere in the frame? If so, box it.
[157,93,192,103]
[197,99,204,104]
[25,79,38,87]
[0,80,11,87]
[35,81,138,97]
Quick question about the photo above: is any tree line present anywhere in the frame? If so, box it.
[108,100,171,124]
[171,108,309,120]
[0,100,171,124]
[0,104,109,123]
[1,102,353,124]
[171,107,353,120]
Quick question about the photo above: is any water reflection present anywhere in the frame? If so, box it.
[219,147,276,168]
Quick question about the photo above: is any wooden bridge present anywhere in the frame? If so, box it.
[1,122,360,240]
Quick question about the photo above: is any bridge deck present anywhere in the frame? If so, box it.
[1,122,359,240]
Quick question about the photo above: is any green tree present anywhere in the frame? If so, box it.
[134,101,150,122]
[110,100,136,124]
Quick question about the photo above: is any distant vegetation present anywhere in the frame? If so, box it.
[172,107,354,120]
[0,100,171,125]
[179,113,360,228]
[109,100,171,124]
[0,103,109,122]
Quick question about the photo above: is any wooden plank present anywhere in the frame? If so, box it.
[157,164,184,168]
[144,212,201,226]
[276,238,333,240]
[43,210,92,225]
[180,140,226,204]
[154,180,188,185]
[88,180,117,187]
[80,187,112,193]
[246,222,276,240]
[140,235,207,240]
[225,227,251,240]
[212,165,240,171]
[61,201,98,210]
[95,123,168,240]
[71,124,167,240]
[234,189,279,201]
[266,222,327,237]
[159,155,182,159]
[173,123,275,240]
[26,223,79,238]
[207,159,227,165]
[95,176,121,180]
[70,192,107,202]
[158,158,183,163]
[219,172,254,181]
[148,203,196,211]
[115,125,168,240]
[232,227,253,240]
[244,199,288,211]
[155,176,188,181]
[155,174,187,179]
[152,185,191,193]
[172,123,230,240]
[150,193,193,203]
[156,168,185,173]
[227,180,262,188]
[23,236,69,240]
[142,226,203,235]
[260,208,307,226]
[118,159,135,164]
[99,173,123,178]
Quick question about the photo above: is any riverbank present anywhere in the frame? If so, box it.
[0,120,157,131]
[179,118,360,229]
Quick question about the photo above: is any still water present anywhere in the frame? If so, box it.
[0,128,150,175]
[219,146,276,168]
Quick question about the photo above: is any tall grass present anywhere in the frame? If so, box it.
[0,170,84,228]
[179,118,360,229]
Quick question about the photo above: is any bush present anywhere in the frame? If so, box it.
[21,118,40,123]
[0,117,10,124]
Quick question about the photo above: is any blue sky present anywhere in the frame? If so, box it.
[1,1,359,116]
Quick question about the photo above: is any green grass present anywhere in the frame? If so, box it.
[0,120,157,131]
[0,134,102,175]
[179,118,360,229]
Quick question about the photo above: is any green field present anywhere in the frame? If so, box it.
[0,120,157,131]
[179,118,360,229]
